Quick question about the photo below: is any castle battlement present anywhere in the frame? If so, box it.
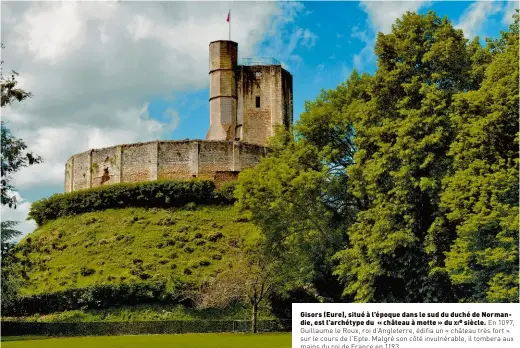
[64,41,292,193]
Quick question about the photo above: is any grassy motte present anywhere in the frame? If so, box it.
[15,205,258,296]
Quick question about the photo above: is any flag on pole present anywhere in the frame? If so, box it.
[227,10,231,40]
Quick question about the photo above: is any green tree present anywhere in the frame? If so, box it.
[1,122,42,208]
[196,243,284,333]
[235,74,370,300]
[1,45,41,309]
[334,11,473,302]
[427,13,519,302]
[1,44,41,208]
[1,220,21,257]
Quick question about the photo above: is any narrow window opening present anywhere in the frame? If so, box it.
[256,96,261,108]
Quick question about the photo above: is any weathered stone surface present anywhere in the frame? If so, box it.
[90,145,121,188]
[208,41,293,147]
[64,140,266,192]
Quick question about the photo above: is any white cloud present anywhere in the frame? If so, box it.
[1,1,309,190]
[502,1,518,26]
[455,1,502,39]
[350,1,431,73]
[350,26,376,73]
[313,63,325,85]
[301,28,318,48]
[1,1,313,238]
[1,192,37,241]
[359,0,430,34]
[259,2,318,70]
[341,63,351,81]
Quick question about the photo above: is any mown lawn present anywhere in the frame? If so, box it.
[2,333,291,347]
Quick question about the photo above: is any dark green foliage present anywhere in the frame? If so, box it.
[427,13,520,302]
[1,249,23,310]
[236,10,518,304]
[333,11,479,302]
[1,50,42,208]
[28,180,224,226]
[0,319,290,336]
[1,220,21,258]
[1,122,43,208]
[214,181,238,203]
[3,281,187,316]
[236,79,361,300]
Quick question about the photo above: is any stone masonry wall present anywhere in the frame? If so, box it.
[207,41,238,141]
[237,65,293,146]
[121,142,156,183]
[91,145,122,188]
[72,151,90,192]
[65,140,266,193]
[157,141,193,180]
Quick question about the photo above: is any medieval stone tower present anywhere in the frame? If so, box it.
[64,40,293,192]
[207,40,293,146]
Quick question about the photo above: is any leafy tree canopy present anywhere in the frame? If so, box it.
[238,10,519,304]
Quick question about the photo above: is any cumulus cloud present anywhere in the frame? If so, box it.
[359,0,430,34]
[256,1,317,70]
[1,1,314,238]
[1,1,311,191]
[455,1,502,39]
[502,1,518,25]
[349,1,430,73]
[350,25,375,73]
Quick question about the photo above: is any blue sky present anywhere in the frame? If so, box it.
[1,0,517,238]
[152,0,517,140]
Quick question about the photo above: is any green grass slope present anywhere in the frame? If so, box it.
[15,205,259,296]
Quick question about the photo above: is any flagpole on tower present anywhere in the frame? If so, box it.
[227,9,231,40]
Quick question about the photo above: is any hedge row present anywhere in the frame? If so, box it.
[28,180,236,226]
[2,281,191,316]
[1,320,292,336]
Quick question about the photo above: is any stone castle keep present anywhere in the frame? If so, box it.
[64,40,293,192]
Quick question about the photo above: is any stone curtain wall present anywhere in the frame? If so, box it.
[91,146,122,188]
[64,140,266,193]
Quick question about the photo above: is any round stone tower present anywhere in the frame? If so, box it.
[206,40,238,141]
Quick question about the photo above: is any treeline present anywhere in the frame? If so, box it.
[236,11,519,303]
[28,180,236,226]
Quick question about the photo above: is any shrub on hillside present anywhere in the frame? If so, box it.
[28,180,222,226]
[214,181,238,203]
